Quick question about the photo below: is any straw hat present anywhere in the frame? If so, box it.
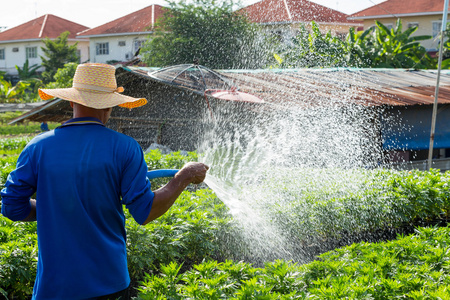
[38,63,147,109]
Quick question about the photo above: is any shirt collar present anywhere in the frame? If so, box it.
[61,117,105,127]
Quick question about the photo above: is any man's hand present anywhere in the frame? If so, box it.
[142,162,209,224]
[176,162,209,185]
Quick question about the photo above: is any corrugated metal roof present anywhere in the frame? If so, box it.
[9,67,450,125]
[126,67,450,107]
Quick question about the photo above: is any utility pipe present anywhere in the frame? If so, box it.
[428,0,449,170]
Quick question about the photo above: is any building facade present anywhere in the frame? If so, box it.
[77,4,165,64]
[0,14,89,76]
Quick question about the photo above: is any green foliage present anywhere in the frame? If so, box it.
[0,137,30,155]
[43,62,78,89]
[0,112,23,124]
[259,167,450,251]
[0,76,31,103]
[366,20,435,69]
[141,0,268,69]
[0,123,58,137]
[144,149,198,189]
[137,226,450,299]
[273,19,436,69]
[126,189,235,284]
[0,217,38,300]
[272,22,347,68]
[40,31,79,83]
[15,59,41,81]
[2,145,450,299]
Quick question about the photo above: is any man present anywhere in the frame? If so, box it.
[0,63,208,299]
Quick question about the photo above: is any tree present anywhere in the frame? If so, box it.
[44,62,78,89]
[141,0,269,69]
[40,31,79,83]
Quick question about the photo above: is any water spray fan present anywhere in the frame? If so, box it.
[146,169,179,180]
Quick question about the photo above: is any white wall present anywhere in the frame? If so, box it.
[0,39,89,76]
[87,34,151,64]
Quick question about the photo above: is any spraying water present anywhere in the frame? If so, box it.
[197,71,387,263]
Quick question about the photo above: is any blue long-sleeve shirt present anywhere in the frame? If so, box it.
[1,117,154,299]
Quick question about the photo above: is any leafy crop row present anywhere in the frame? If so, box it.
[137,226,450,299]
[1,148,450,299]
[254,167,450,258]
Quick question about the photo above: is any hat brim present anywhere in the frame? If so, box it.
[38,88,147,109]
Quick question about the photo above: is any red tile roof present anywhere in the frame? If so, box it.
[0,14,89,42]
[351,0,444,18]
[240,0,359,24]
[78,4,166,37]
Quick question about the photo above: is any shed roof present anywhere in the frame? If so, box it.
[239,0,360,25]
[0,14,89,42]
[77,4,166,37]
[122,67,450,107]
[9,67,450,125]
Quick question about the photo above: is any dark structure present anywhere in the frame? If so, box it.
[9,66,450,169]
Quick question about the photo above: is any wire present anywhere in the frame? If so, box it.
[367,0,399,18]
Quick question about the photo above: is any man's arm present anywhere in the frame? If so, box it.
[142,162,208,225]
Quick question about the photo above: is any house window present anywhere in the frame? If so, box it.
[118,41,126,47]
[385,23,394,31]
[96,42,109,55]
[12,47,19,52]
[408,22,419,29]
[0,49,4,60]
[26,47,37,59]
[433,21,442,38]
[133,39,145,53]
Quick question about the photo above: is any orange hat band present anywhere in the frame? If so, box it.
[73,82,125,93]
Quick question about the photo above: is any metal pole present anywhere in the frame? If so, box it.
[428,0,449,170]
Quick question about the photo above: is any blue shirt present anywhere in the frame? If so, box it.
[1,117,154,299]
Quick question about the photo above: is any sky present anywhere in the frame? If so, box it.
[0,0,386,31]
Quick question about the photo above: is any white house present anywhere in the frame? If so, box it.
[77,4,166,64]
[0,14,89,77]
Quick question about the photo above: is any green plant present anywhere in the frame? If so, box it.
[0,77,31,103]
[273,19,436,69]
[137,226,450,299]
[40,31,79,83]
[43,62,78,89]
[0,217,38,300]
[126,188,235,285]
[15,59,41,81]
